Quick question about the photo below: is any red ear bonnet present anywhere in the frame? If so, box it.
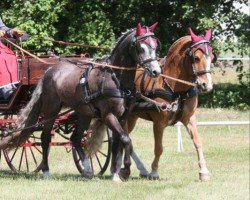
[136,23,143,36]
[204,29,212,41]
[188,27,201,43]
[149,22,158,32]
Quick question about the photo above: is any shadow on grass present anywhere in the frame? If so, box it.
[0,169,169,182]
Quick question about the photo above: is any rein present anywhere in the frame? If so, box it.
[48,38,111,51]
[2,37,58,65]
[3,38,197,87]
[159,74,196,87]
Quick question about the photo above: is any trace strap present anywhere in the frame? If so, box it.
[3,108,74,136]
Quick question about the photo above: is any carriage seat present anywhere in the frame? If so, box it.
[0,42,19,103]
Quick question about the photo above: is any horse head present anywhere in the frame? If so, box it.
[133,22,162,77]
[111,22,161,78]
[188,28,216,93]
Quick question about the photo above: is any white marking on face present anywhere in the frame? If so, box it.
[204,55,213,90]
[140,42,161,76]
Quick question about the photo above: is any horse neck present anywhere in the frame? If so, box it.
[163,37,194,92]
[110,33,137,91]
[111,57,137,91]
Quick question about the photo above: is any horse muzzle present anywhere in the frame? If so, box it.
[197,82,213,93]
[143,60,162,78]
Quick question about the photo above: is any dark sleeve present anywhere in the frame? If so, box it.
[0,18,13,37]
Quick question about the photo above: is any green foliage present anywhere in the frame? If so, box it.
[1,0,247,56]
[0,0,248,109]
[199,83,250,110]
[54,0,115,55]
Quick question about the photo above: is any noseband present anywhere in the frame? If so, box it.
[188,40,212,78]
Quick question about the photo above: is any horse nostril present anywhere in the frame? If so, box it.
[152,70,160,77]
[202,83,207,88]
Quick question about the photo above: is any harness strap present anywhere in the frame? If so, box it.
[84,88,132,103]
[136,32,155,40]
[168,87,198,126]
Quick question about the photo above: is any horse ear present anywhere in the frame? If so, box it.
[149,22,158,32]
[188,27,199,43]
[136,23,143,36]
[204,29,212,41]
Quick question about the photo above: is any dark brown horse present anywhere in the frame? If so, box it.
[128,28,216,181]
[0,23,161,182]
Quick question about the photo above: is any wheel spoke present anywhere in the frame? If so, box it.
[97,150,107,157]
[95,153,102,169]
[10,147,18,162]
[29,147,38,167]
[90,156,94,173]
[18,148,25,171]
[24,148,29,172]
[33,145,42,154]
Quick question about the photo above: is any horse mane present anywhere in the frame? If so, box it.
[111,28,135,54]
[158,36,192,75]
[166,36,191,58]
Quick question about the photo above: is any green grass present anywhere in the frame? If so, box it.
[0,108,249,200]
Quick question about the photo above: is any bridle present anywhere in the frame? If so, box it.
[132,31,159,68]
[188,39,213,83]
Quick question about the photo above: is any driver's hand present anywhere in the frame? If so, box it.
[0,30,6,37]
[12,28,24,38]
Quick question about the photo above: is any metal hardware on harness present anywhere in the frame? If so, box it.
[136,92,177,112]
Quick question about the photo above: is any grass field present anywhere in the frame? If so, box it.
[0,108,249,200]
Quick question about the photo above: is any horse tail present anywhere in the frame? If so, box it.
[85,119,107,156]
[0,79,44,150]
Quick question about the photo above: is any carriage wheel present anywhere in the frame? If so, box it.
[3,131,43,173]
[72,128,112,176]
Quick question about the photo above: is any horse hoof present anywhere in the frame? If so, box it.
[119,168,130,181]
[199,173,210,181]
[139,173,149,179]
[82,171,94,179]
[148,171,159,180]
[148,175,160,180]
[112,173,122,183]
[43,171,52,179]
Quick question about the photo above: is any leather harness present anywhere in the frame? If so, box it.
[136,70,198,125]
[68,59,136,119]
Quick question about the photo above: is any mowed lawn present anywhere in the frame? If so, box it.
[0,108,249,200]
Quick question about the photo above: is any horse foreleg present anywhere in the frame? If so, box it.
[131,150,149,177]
[148,122,164,180]
[70,116,93,179]
[105,113,132,182]
[185,114,210,181]
[127,114,149,177]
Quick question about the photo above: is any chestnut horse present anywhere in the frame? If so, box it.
[0,23,161,182]
[128,28,216,181]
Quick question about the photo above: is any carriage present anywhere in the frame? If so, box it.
[0,48,112,175]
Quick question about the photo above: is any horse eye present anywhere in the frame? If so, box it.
[138,45,145,53]
[194,56,200,62]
